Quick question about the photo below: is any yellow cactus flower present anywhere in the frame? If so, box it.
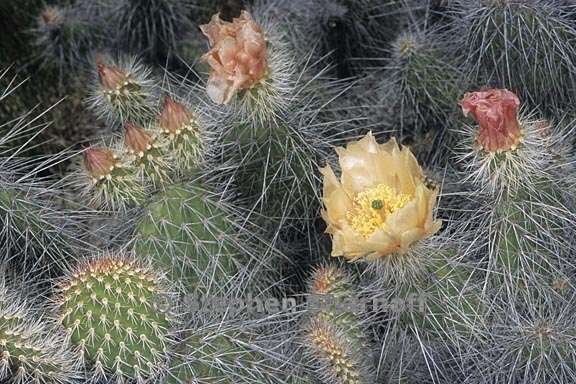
[320,132,442,261]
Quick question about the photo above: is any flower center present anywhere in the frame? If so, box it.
[347,184,412,238]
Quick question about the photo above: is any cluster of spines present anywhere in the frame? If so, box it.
[81,81,204,210]
[465,290,576,383]
[170,329,290,383]
[376,28,462,153]
[133,182,240,294]
[57,254,173,383]
[109,0,192,61]
[452,0,576,110]
[0,282,79,384]
[89,56,159,125]
[33,5,101,74]
[0,72,95,278]
[262,0,410,77]
[303,265,374,384]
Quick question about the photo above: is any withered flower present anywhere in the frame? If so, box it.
[460,88,522,152]
[200,11,268,104]
[40,6,63,26]
[96,58,128,92]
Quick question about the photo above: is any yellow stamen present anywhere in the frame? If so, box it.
[347,184,412,238]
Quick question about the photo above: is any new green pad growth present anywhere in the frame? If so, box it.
[58,255,172,382]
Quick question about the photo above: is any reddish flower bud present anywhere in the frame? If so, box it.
[159,96,193,135]
[40,6,63,26]
[460,89,522,152]
[84,148,116,178]
[96,57,128,91]
[125,123,153,154]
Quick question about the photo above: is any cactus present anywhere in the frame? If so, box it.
[56,253,173,382]
[156,96,205,175]
[134,181,240,293]
[200,7,336,237]
[106,0,192,62]
[465,290,576,383]
[88,55,159,125]
[80,144,146,211]
[456,90,575,292]
[262,0,412,77]
[302,265,375,384]
[0,71,97,278]
[0,280,79,384]
[371,27,462,160]
[169,328,292,383]
[452,0,576,111]
[33,5,102,75]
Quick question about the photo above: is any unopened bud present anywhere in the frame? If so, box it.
[40,6,63,26]
[125,123,153,154]
[84,148,116,179]
[159,96,194,135]
[96,58,128,91]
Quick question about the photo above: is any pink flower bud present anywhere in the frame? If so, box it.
[96,57,128,91]
[159,96,193,134]
[84,148,116,178]
[460,88,522,152]
[200,11,268,104]
[124,123,153,154]
[40,6,63,26]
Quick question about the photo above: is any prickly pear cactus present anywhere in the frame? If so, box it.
[0,282,79,384]
[303,265,375,384]
[1,1,576,384]
[134,182,238,292]
[57,254,173,382]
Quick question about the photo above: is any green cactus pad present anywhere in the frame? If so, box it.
[168,331,283,384]
[305,266,374,384]
[0,285,78,383]
[134,182,237,293]
[58,256,172,381]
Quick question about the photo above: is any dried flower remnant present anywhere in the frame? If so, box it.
[200,11,268,104]
[81,146,144,209]
[321,132,441,261]
[460,88,523,152]
[124,122,168,183]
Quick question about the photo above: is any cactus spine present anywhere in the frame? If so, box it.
[303,265,375,384]
[0,282,79,384]
[57,254,173,382]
